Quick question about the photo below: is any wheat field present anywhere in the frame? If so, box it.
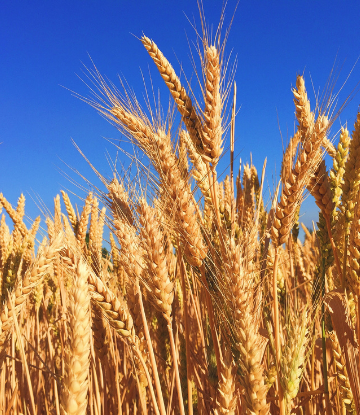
[1,8,360,415]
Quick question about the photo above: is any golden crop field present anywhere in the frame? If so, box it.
[1,6,360,415]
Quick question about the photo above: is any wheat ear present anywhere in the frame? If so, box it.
[347,188,360,296]
[109,112,206,267]
[307,160,333,216]
[0,193,28,237]
[202,45,223,164]
[61,259,90,415]
[107,183,167,414]
[341,112,360,235]
[214,347,237,415]
[227,250,269,414]
[273,76,329,247]
[292,75,314,139]
[138,199,185,415]
[61,190,78,231]
[330,127,350,249]
[153,129,207,267]
[61,247,135,340]
[330,331,356,413]
[141,36,204,154]
[76,192,93,249]
[280,309,309,411]
[138,199,174,318]
[180,129,212,210]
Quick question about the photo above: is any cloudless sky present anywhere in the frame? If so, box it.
[1,0,360,231]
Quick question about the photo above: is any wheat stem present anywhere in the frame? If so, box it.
[166,319,185,415]
[179,255,193,415]
[8,292,36,415]
[137,286,166,415]
[132,346,161,415]
[273,247,285,415]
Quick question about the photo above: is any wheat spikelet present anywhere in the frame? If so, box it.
[61,259,90,415]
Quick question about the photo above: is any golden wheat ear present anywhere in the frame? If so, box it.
[329,331,356,413]
[61,259,90,415]
[141,36,205,155]
[202,45,223,165]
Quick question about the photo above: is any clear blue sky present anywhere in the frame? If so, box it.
[1,0,360,230]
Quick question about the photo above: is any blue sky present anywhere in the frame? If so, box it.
[1,0,360,231]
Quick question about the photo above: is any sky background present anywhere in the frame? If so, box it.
[1,0,360,233]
